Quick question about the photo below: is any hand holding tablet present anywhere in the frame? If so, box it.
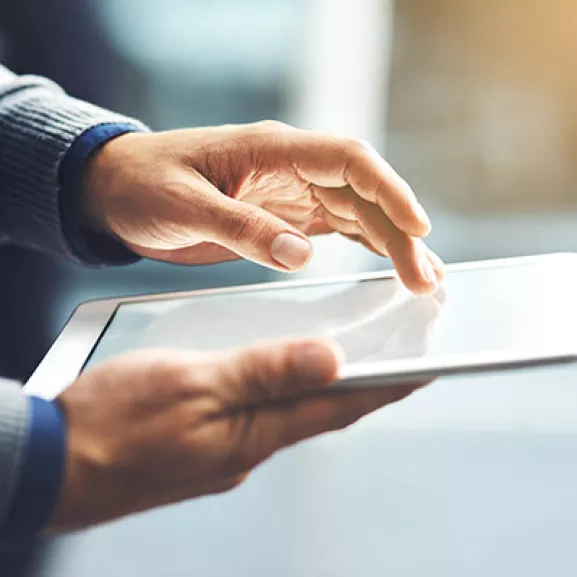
[49,339,420,531]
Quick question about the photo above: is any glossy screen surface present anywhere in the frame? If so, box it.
[86,257,577,371]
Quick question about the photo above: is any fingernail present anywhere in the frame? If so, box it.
[421,258,438,287]
[271,233,311,270]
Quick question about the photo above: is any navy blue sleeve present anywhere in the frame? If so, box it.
[58,123,145,266]
[0,397,66,541]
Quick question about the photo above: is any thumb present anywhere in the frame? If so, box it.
[215,338,344,407]
[203,195,313,271]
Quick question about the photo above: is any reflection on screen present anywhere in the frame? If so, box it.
[86,260,576,369]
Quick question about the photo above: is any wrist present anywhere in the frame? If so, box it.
[59,124,146,265]
[48,393,119,533]
[46,432,89,534]
[77,131,142,236]
[47,399,95,533]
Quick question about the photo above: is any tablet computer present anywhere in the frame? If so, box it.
[25,253,577,400]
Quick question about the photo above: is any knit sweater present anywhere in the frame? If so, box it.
[0,63,147,540]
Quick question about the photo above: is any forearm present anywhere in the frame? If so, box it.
[0,63,147,264]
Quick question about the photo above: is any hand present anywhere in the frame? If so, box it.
[49,339,423,532]
[81,121,443,294]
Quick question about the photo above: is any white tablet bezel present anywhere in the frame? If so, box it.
[25,253,577,400]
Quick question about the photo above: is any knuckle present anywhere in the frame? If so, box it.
[350,199,362,222]
[373,179,390,204]
[255,119,289,133]
[345,137,372,157]
[242,121,296,158]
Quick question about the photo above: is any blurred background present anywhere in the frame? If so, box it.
[2,0,577,381]
[2,0,577,380]
[3,1,577,576]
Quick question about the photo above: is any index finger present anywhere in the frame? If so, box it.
[288,131,431,237]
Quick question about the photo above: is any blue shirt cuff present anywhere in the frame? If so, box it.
[1,397,66,542]
[58,122,146,266]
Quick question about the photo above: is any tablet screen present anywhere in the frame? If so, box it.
[85,258,577,370]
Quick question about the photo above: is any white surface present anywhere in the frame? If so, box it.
[26,254,577,402]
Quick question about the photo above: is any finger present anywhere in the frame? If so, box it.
[427,249,446,281]
[260,199,319,224]
[319,190,435,294]
[241,383,425,468]
[315,206,363,237]
[354,206,438,295]
[301,218,334,236]
[214,338,344,407]
[388,237,438,296]
[201,195,314,272]
[315,185,405,258]
[289,132,431,237]
[340,231,440,297]
[311,185,359,220]
[313,186,437,294]
[341,232,386,257]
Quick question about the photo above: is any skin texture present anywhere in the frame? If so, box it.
[81,121,443,294]
[48,122,438,533]
[50,339,424,531]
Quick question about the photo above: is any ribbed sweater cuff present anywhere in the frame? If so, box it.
[0,77,149,263]
[58,123,144,265]
[0,381,28,532]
